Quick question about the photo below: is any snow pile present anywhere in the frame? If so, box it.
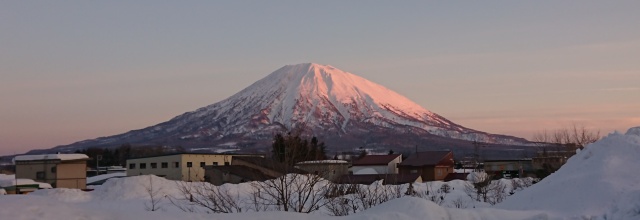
[91,175,180,201]
[30,188,92,202]
[497,127,640,218]
[87,172,126,185]
[0,174,52,189]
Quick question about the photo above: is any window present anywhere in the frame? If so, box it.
[36,171,45,179]
[140,163,147,169]
[200,162,205,167]
[187,162,192,167]
[51,167,56,173]
[150,163,157,169]
[410,169,418,174]
[224,162,230,166]
[161,162,168,168]
[129,163,136,169]
[213,162,219,166]
[174,162,179,168]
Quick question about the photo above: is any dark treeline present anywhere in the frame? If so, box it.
[272,132,328,166]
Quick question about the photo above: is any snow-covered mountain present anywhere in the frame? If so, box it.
[43,63,529,154]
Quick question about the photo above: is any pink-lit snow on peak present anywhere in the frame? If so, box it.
[275,63,435,118]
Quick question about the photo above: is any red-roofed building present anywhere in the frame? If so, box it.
[398,151,454,181]
[350,154,402,175]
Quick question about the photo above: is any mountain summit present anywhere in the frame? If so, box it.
[45,63,528,154]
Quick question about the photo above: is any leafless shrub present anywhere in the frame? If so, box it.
[450,197,469,209]
[413,182,449,205]
[464,173,510,205]
[465,173,491,203]
[325,196,359,216]
[351,181,400,210]
[488,180,508,205]
[251,173,329,213]
[440,183,452,194]
[143,175,164,211]
[170,181,243,213]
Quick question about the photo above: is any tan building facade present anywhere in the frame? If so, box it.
[126,153,261,181]
[14,154,89,189]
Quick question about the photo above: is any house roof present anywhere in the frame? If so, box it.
[352,154,401,166]
[13,154,89,163]
[337,173,421,185]
[399,151,453,167]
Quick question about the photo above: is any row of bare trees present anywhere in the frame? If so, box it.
[142,173,535,215]
[532,124,601,152]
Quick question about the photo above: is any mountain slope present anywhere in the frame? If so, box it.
[43,63,528,154]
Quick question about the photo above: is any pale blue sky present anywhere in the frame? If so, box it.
[2,1,640,155]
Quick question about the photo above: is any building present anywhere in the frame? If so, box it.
[398,151,454,181]
[350,154,402,175]
[204,165,270,185]
[295,160,349,182]
[13,154,89,189]
[204,156,307,185]
[532,150,574,171]
[484,158,534,178]
[126,153,261,181]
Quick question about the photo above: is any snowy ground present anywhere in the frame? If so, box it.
[1,127,639,220]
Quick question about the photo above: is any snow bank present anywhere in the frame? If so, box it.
[91,175,181,200]
[0,174,53,189]
[497,127,640,218]
[31,188,92,202]
[87,172,126,184]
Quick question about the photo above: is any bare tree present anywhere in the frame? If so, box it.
[143,175,164,211]
[170,181,244,213]
[532,123,601,153]
[251,173,329,213]
[532,124,600,177]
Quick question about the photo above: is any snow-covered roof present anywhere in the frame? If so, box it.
[13,154,89,163]
[296,160,348,164]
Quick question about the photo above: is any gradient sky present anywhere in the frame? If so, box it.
[2,1,639,155]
